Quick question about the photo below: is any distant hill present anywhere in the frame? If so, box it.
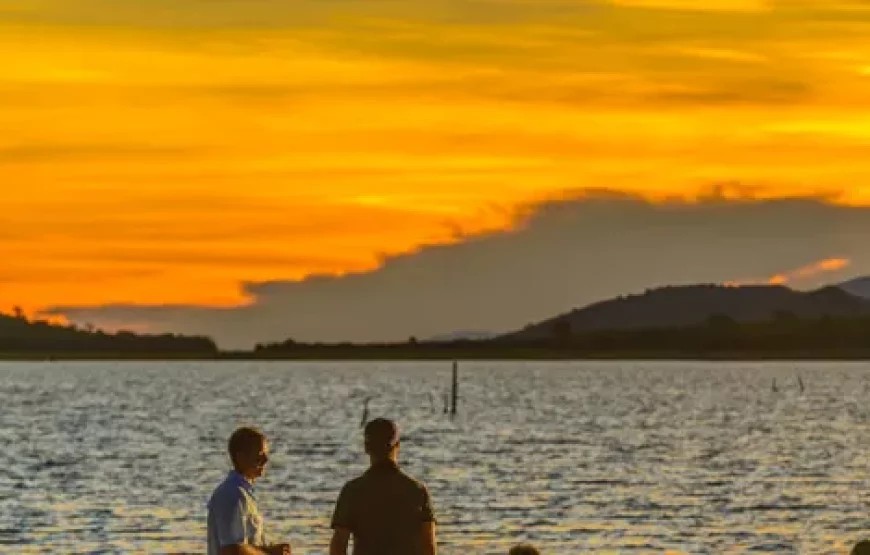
[504,284,870,340]
[839,276,870,300]
[425,330,495,343]
[0,311,217,355]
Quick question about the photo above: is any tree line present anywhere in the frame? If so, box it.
[250,312,870,359]
[0,308,217,355]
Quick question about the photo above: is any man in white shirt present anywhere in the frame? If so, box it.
[207,427,291,555]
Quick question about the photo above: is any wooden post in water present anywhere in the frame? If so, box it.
[450,360,459,417]
[360,397,372,428]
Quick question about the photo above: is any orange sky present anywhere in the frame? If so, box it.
[4,1,870,314]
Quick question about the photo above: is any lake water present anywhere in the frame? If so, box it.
[3,361,870,554]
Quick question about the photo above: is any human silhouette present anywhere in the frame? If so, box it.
[207,427,291,555]
[329,418,437,555]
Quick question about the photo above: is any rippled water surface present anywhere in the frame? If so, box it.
[4,361,870,553]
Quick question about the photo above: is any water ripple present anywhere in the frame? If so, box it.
[2,360,870,553]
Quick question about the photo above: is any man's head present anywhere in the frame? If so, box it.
[852,540,870,555]
[509,545,540,555]
[364,418,400,462]
[228,427,269,481]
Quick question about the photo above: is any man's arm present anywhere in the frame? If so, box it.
[213,496,291,555]
[220,545,290,555]
[419,484,437,555]
[329,483,354,555]
[421,521,437,555]
[329,527,351,555]
[220,546,267,555]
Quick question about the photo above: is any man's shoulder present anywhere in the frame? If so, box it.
[396,469,429,493]
[209,476,252,509]
[341,474,368,492]
[344,466,429,495]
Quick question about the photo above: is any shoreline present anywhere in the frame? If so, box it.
[5,348,870,362]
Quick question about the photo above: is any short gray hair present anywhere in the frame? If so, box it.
[228,426,266,464]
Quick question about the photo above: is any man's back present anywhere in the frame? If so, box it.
[331,461,435,555]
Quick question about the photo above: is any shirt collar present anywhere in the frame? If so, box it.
[367,459,400,473]
[228,470,255,495]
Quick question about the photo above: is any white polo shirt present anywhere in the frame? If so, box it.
[207,470,266,555]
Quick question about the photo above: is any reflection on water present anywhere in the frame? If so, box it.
[2,361,870,553]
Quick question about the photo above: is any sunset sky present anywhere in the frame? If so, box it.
[4,1,870,343]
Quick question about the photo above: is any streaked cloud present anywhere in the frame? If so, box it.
[728,257,853,287]
[4,0,870,318]
[610,0,768,11]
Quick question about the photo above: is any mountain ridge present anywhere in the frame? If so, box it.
[504,284,870,340]
[839,276,870,300]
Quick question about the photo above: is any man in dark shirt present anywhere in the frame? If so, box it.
[329,418,437,555]
[509,545,540,555]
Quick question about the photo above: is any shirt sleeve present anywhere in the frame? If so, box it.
[420,485,436,523]
[214,496,249,547]
[331,484,355,531]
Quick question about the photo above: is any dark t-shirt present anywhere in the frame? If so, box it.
[331,461,436,555]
